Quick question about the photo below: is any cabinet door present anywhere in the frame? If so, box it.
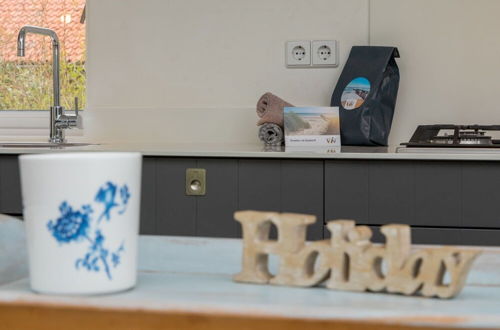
[281,160,324,240]
[365,225,500,246]
[368,160,416,225]
[414,161,461,227]
[155,158,239,238]
[238,159,324,240]
[461,228,500,246]
[156,158,197,236]
[365,225,462,245]
[462,162,500,228]
[196,159,238,238]
[324,160,369,224]
[325,160,461,228]
[140,157,157,235]
[0,155,22,215]
[238,159,281,212]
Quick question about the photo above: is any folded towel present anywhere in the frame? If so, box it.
[256,92,293,126]
[258,123,284,145]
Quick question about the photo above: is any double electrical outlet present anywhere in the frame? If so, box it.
[286,40,338,68]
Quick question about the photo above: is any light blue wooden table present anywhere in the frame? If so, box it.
[1,216,500,329]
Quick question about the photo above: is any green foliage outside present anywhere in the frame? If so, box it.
[0,56,86,111]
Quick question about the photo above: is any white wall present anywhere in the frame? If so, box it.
[86,0,500,146]
[84,0,369,143]
[370,0,500,146]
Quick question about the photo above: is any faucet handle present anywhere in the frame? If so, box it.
[76,114,83,129]
[74,96,79,117]
[73,96,83,129]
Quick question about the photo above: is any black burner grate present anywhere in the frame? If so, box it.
[402,125,500,148]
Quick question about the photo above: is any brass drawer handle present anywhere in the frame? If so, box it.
[186,168,206,196]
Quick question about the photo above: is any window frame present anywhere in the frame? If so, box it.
[0,1,87,136]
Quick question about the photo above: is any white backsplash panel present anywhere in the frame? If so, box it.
[85,0,368,144]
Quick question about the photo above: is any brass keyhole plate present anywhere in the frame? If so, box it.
[186,168,206,196]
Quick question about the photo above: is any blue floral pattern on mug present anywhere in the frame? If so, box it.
[47,202,92,243]
[47,181,131,280]
[118,185,131,214]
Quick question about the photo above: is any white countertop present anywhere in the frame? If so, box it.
[2,141,500,161]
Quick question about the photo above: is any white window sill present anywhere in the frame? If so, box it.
[0,111,83,138]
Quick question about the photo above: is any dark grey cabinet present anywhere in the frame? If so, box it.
[156,158,197,236]
[0,155,22,214]
[366,226,462,245]
[140,157,157,235]
[196,158,239,238]
[1,154,500,246]
[325,160,461,228]
[146,158,323,240]
[324,159,500,245]
[367,225,500,246]
[281,160,324,240]
[153,158,239,237]
[324,160,369,223]
[462,162,500,228]
[368,161,416,225]
[414,162,462,227]
[238,160,281,213]
[238,159,324,240]
[460,228,500,246]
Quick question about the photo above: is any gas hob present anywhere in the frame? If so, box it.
[397,125,500,153]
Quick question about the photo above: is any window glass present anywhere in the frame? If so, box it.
[0,0,86,110]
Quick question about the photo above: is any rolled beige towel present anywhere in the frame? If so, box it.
[256,92,293,126]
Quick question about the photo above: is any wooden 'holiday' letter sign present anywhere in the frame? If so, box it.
[233,211,481,299]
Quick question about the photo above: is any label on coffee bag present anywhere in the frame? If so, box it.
[341,77,371,110]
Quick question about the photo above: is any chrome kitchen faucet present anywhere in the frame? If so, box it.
[17,25,81,143]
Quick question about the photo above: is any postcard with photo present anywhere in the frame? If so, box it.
[284,107,341,146]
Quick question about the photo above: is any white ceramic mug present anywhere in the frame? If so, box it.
[19,152,142,295]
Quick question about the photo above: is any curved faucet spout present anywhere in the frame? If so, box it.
[17,25,59,56]
[17,25,60,110]
[16,29,25,57]
[16,25,73,143]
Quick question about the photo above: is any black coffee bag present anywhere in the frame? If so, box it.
[330,46,400,146]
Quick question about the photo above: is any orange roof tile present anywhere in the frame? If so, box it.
[0,0,85,62]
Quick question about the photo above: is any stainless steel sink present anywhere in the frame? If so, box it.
[0,142,96,148]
